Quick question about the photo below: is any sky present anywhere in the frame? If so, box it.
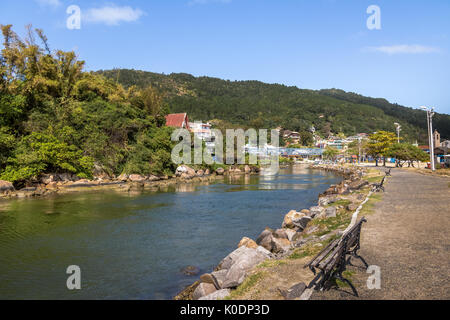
[1,0,449,114]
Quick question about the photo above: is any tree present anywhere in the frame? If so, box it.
[300,131,314,146]
[366,131,397,166]
[387,143,428,168]
[0,25,176,186]
[323,146,340,161]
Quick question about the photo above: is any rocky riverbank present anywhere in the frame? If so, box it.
[174,164,375,300]
[0,165,260,200]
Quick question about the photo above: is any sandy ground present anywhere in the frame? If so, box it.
[311,168,450,300]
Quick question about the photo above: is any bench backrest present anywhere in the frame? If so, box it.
[305,217,367,273]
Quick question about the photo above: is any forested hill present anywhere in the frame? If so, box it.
[97,69,450,142]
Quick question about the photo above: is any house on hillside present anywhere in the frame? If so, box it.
[165,113,190,130]
[189,121,213,140]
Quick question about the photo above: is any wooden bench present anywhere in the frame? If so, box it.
[304,217,368,297]
[371,176,386,192]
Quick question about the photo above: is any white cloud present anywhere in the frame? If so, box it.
[188,0,232,5]
[84,5,145,26]
[365,44,441,55]
[35,0,61,7]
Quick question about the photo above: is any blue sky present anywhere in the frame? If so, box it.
[1,0,449,114]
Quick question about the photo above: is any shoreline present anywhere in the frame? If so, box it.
[0,165,260,201]
[174,163,374,300]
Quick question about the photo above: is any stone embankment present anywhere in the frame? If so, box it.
[175,164,372,300]
[0,164,260,200]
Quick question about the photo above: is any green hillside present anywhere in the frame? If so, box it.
[98,69,450,142]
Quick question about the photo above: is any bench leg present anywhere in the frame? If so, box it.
[354,253,369,269]
[336,273,359,297]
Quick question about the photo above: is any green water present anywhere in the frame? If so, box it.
[0,166,340,299]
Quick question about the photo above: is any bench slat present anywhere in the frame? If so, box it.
[304,238,340,269]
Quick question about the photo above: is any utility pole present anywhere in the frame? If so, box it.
[421,106,435,171]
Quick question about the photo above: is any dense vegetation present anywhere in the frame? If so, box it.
[98,69,450,142]
[0,25,175,186]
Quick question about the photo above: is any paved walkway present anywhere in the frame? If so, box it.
[312,169,450,300]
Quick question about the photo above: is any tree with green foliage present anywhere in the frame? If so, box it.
[0,25,174,186]
[386,143,429,168]
[366,131,398,166]
[300,131,314,146]
[323,146,340,161]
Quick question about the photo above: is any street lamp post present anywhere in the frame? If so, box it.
[394,122,401,143]
[421,106,435,171]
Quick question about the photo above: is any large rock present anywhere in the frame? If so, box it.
[192,282,217,300]
[200,273,216,285]
[199,289,231,300]
[117,173,128,182]
[218,246,252,270]
[196,170,204,177]
[40,174,57,185]
[347,203,359,211]
[244,165,251,174]
[222,248,268,288]
[292,216,312,230]
[0,180,14,193]
[325,206,337,218]
[147,175,161,182]
[238,237,258,249]
[280,282,307,300]
[271,237,291,254]
[211,269,229,289]
[215,168,225,175]
[57,173,77,182]
[129,174,146,183]
[309,206,325,218]
[93,164,110,180]
[284,229,297,242]
[176,165,196,179]
[282,210,305,229]
[273,229,288,240]
[256,230,274,252]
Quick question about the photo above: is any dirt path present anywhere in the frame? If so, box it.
[312,168,450,300]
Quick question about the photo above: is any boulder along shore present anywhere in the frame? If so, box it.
[175,164,376,300]
[0,165,260,200]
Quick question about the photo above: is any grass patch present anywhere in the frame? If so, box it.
[310,210,352,234]
[359,193,383,216]
[288,233,341,260]
[328,199,351,207]
[257,260,287,268]
[365,176,383,183]
[226,272,265,299]
[288,245,319,260]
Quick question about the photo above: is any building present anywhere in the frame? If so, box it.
[165,113,190,130]
[433,130,441,148]
[442,140,450,148]
[434,146,449,167]
[282,130,301,145]
[189,121,214,140]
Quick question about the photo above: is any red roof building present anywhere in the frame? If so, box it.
[165,113,190,130]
